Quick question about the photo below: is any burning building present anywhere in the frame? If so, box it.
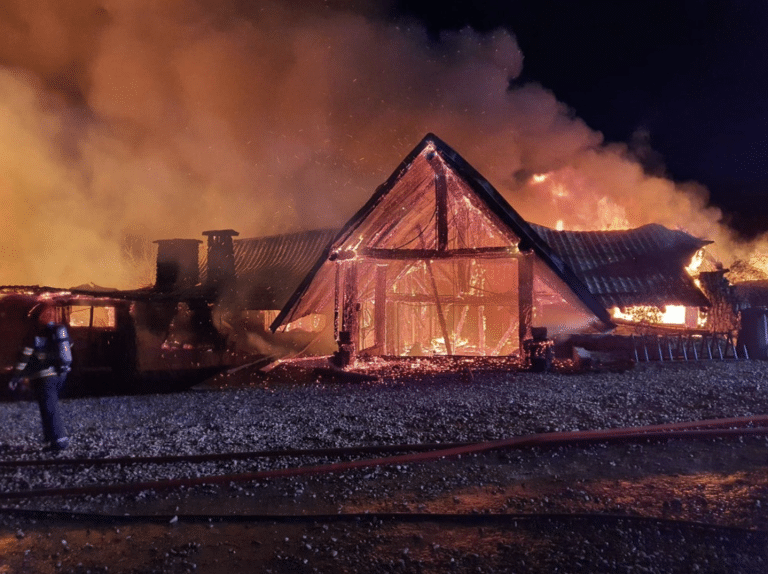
[532,223,712,328]
[268,134,712,362]
[0,230,252,398]
[0,225,341,399]
[0,133,734,396]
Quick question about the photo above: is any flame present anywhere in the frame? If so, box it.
[595,196,630,230]
[660,305,687,324]
[526,168,632,231]
[611,305,703,327]
[685,249,705,276]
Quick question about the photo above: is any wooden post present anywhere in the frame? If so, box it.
[386,300,397,355]
[478,305,486,354]
[454,305,469,350]
[374,265,387,353]
[333,264,340,340]
[341,262,359,351]
[518,252,534,350]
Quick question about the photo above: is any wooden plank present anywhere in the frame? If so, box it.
[478,305,486,354]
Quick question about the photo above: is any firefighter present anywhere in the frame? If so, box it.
[8,302,72,451]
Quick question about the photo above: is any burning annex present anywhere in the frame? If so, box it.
[1,134,764,397]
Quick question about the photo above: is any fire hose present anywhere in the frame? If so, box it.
[1,414,767,500]
[1,413,766,470]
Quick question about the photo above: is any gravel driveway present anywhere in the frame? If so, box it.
[1,360,767,573]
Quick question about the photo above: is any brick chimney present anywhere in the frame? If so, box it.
[202,229,239,293]
[153,238,202,292]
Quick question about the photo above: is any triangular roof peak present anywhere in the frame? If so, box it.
[331,132,572,257]
[272,133,614,333]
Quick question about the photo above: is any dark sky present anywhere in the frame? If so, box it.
[390,0,768,239]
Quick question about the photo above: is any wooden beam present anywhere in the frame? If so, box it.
[425,257,452,354]
[492,315,518,356]
[357,246,517,260]
[478,305,486,354]
[434,166,448,251]
[387,293,516,306]
[518,252,534,347]
[426,149,449,251]
[415,222,452,354]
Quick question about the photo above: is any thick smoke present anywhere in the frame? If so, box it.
[0,0,750,289]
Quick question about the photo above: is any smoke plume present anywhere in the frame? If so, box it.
[0,0,752,289]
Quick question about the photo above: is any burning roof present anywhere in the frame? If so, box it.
[531,223,711,309]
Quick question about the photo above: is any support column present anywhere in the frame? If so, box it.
[374,265,387,353]
[518,252,534,349]
[333,264,341,341]
[341,262,359,351]
[478,305,486,355]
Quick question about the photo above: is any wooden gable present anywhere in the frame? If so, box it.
[272,134,613,357]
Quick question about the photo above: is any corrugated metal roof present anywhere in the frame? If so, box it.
[530,223,711,309]
[167,222,711,313]
[228,229,337,309]
[233,229,337,278]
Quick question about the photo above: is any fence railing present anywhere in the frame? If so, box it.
[631,333,747,362]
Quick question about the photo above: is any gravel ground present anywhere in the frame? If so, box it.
[1,360,768,573]
[1,361,767,506]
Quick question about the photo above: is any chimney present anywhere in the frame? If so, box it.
[153,239,202,292]
[202,229,239,293]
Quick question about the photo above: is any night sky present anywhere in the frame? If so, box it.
[391,0,768,239]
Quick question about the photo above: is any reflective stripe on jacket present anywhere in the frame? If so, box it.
[12,336,58,380]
